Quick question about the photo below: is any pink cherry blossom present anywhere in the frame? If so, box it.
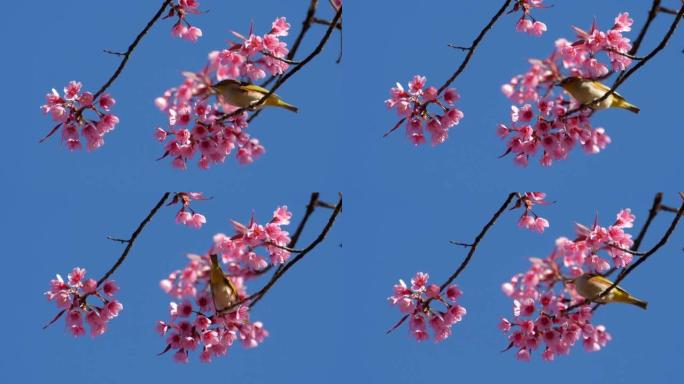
[40,82,120,151]
[158,205,293,362]
[498,13,633,166]
[500,208,636,361]
[512,0,548,37]
[167,1,203,42]
[155,18,292,169]
[386,75,464,146]
[512,193,551,233]
[45,267,123,338]
[388,272,466,342]
[169,192,209,229]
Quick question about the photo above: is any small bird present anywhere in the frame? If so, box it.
[559,76,640,114]
[209,254,239,314]
[574,273,648,309]
[211,79,299,113]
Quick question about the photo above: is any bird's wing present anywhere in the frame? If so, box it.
[591,81,624,99]
[589,275,629,295]
[223,275,238,300]
[240,83,272,95]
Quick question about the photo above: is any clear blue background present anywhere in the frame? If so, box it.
[2,0,683,383]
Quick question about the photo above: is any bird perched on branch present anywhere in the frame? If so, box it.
[559,76,640,114]
[573,273,648,309]
[212,79,299,113]
[209,254,239,314]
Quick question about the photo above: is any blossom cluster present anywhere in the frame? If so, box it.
[40,81,119,151]
[168,0,203,42]
[514,192,550,233]
[157,206,292,362]
[44,267,122,337]
[154,17,292,169]
[168,192,208,229]
[512,0,547,37]
[499,208,636,361]
[388,272,466,342]
[386,75,464,146]
[498,13,634,166]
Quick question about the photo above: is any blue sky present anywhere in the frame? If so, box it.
[3,0,683,382]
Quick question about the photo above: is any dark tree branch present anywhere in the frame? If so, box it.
[629,0,662,57]
[95,193,171,287]
[438,192,518,292]
[387,193,517,334]
[437,0,513,94]
[385,0,512,138]
[92,0,173,100]
[632,193,663,252]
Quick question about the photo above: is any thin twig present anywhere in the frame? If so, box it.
[95,193,171,287]
[437,0,513,94]
[659,6,684,16]
[312,17,342,29]
[92,0,173,100]
[261,50,302,65]
[438,192,517,292]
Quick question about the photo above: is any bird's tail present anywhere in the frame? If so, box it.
[267,98,299,113]
[613,99,640,114]
[621,296,648,310]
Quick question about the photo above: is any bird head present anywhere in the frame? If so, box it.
[211,79,242,94]
[559,76,582,90]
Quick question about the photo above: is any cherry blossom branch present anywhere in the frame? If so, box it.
[43,193,170,331]
[96,192,171,287]
[577,4,683,114]
[92,0,173,100]
[439,192,518,291]
[384,0,513,137]
[219,6,342,123]
[387,192,517,334]
[566,193,684,312]
[631,192,664,252]
[226,193,343,310]
[628,0,662,58]
[251,193,325,277]
[260,0,341,88]
[608,194,684,282]
[437,0,513,94]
